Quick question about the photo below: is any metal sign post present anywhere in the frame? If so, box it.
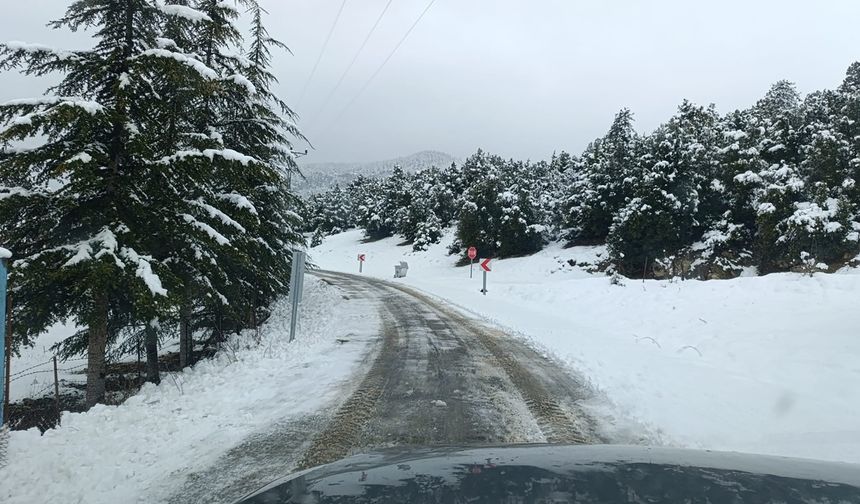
[468,247,477,278]
[296,251,305,304]
[358,253,366,273]
[289,250,306,343]
[479,258,491,295]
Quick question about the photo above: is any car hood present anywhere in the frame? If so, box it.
[236,444,860,503]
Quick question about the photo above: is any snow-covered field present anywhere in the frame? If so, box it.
[1,277,380,504]
[311,229,860,465]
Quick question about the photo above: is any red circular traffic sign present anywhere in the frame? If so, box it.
[467,247,477,260]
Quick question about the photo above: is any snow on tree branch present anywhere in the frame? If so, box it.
[138,49,218,80]
[187,198,247,232]
[181,214,231,246]
[157,3,212,23]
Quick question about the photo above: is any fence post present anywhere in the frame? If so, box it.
[2,293,9,425]
[136,334,142,386]
[52,356,61,427]
[0,254,8,467]
[0,256,8,427]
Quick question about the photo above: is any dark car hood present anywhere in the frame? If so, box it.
[237,444,860,503]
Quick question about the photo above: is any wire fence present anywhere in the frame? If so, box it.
[9,361,87,393]
[6,357,88,433]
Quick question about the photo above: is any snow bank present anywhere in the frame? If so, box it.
[311,229,860,464]
[1,277,380,504]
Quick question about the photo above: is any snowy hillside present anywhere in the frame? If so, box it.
[310,229,860,464]
[295,150,457,195]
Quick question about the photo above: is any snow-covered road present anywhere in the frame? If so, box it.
[167,270,602,503]
[296,272,600,467]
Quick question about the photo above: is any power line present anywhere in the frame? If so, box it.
[297,0,349,106]
[306,0,395,132]
[316,0,437,139]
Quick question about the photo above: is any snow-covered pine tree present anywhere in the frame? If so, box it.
[411,200,442,251]
[780,88,855,267]
[136,0,260,370]
[543,152,576,235]
[524,158,559,241]
[608,101,721,277]
[566,109,638,244]
[456,153,544,258]
[693,109,763,276]
[224,0,306,329]
[304,185,351,234]
[359,166,410,240]
[749,81,806,272]
[153,0,305,346]
[832,63,860,253]
[310,227,325,248]
[354,176,385,237]
[0,0,184,405]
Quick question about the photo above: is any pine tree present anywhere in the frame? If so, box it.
[693,109,762,275]
[1,0,306,403]
[749,81,806,272]
[150,0,305,346]
[456,153,544,258]
[310,227,325,248]
[0,0,182,405]
[608,102,720,276]
[566,109,639,244]
[412,204,442,252]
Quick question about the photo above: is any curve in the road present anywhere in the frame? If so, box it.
[298,271,603,469]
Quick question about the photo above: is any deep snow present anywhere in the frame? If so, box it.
[0,277,380,504]
[310,229,860,464]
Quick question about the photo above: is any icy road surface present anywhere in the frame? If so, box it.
[175,271,602,504]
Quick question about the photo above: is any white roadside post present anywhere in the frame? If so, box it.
[289,250,306,343]
[358,253,365,273]
[480,258,491,295]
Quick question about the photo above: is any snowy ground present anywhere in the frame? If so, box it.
[0,277,381,504]
[310,229,860,465]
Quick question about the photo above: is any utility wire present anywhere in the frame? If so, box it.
[297,0,349,106]
[306,0,395,132]
[316,0,437,138]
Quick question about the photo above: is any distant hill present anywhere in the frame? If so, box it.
[295,150,457,195]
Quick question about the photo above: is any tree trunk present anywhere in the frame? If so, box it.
[85,293,109,408]
[179,301,192,369]
[144,324,160,385]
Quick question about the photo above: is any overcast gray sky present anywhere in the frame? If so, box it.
[2,1,860,164]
